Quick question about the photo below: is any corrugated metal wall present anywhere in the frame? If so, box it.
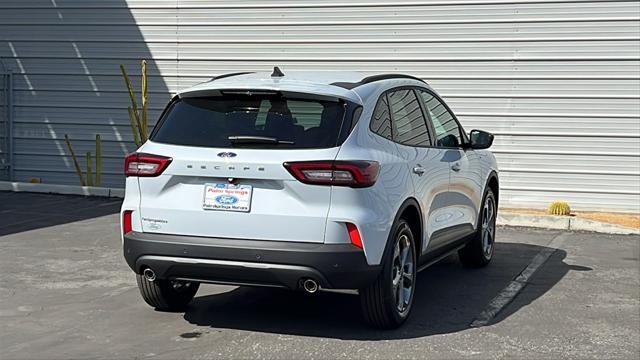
[0,65,9,181]
[0,0,639,211]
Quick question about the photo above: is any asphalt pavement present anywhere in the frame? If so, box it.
[1,192,638,359]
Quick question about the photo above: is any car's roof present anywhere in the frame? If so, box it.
[176,70,427,105]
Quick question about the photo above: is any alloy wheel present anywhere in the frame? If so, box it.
[481,195,496,258]
[391,233,414,314]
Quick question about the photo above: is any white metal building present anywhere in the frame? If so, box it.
[1,0,639,212]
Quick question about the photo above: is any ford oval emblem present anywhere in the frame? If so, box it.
[217,152,237,158]
[215,195,238,205]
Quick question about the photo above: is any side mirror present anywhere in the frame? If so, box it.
[469,129,494,149]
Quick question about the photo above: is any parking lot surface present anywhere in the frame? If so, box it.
[1,192,639,359]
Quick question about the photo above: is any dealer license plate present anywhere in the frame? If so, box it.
[203,183,253,212]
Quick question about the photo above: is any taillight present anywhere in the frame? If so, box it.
[283,160,380,188]
[124,153,172,177]
[346,222,363,249]
[122,210,133,234]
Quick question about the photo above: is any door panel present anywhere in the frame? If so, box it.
[450,149,486,230]
[425,149,474,249]
[396,145,453,252]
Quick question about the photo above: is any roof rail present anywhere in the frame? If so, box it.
[331,74,426,90]
[209,72,254,82]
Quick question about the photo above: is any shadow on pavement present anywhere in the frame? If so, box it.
[0,192,121,236]
[183,242,590,340]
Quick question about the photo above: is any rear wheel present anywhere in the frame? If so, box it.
[136,274,199,311]
[458,188,496,268]
[360,219,417,329]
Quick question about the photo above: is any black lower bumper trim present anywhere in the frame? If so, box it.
[123,232,380,290]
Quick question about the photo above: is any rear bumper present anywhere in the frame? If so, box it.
[123,232,381,290]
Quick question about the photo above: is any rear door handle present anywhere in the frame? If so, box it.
[412,166,426,175]
[451,162,461,172]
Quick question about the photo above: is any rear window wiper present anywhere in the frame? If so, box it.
[228,135,295,145]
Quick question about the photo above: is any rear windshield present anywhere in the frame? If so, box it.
[151,96,346,149]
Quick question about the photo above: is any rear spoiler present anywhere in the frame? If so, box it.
[177,89,345,103]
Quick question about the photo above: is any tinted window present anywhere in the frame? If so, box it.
[370,95,392,140]
[419,90,462,148]
[388,89,431,146]
[152,96,345,149]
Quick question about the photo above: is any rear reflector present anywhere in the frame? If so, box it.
[122,210,133,234]
[283,160,380,188]
[346,222,363,249]
[124,153,172,177]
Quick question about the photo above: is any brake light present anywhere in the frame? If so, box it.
[122,210,133,234]
[124,153,172,177]
[346,222,363,249]
[283,160,380,188]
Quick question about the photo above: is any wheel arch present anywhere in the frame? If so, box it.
[486,170,500,205]
[476,170,500,232]
[389,197,424,258]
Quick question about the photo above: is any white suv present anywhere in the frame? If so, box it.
[122,68,499,329]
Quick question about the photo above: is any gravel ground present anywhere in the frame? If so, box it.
[501,207,640,229]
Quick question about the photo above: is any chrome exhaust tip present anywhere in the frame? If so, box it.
[143,268,156,282]
[302,278,319,294]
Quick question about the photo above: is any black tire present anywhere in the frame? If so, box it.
[458,188,497,268]
[136,274,199,311]
[360,219,417,329]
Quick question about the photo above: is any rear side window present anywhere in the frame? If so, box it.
[388,89,431,147]
[151,96,346,149]
[370,95,392,140]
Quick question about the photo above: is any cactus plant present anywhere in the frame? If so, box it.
[85,152,93,186]
[141,59,148,139]
[63,134,102,187]
[64,134,85,186]
[127,106,141,147]
[95,134,102,186]
[120,60,148,147]
[548,200,571,216]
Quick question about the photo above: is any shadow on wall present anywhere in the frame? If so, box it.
[0,1,172,187]
[183,241,591,340]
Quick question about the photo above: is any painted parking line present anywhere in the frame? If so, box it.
[470,233,568,327]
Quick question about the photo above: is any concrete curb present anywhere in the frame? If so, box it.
[0,181,124,198]
[498,212,639,236]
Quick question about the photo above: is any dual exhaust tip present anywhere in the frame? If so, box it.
[143,268,319,294]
